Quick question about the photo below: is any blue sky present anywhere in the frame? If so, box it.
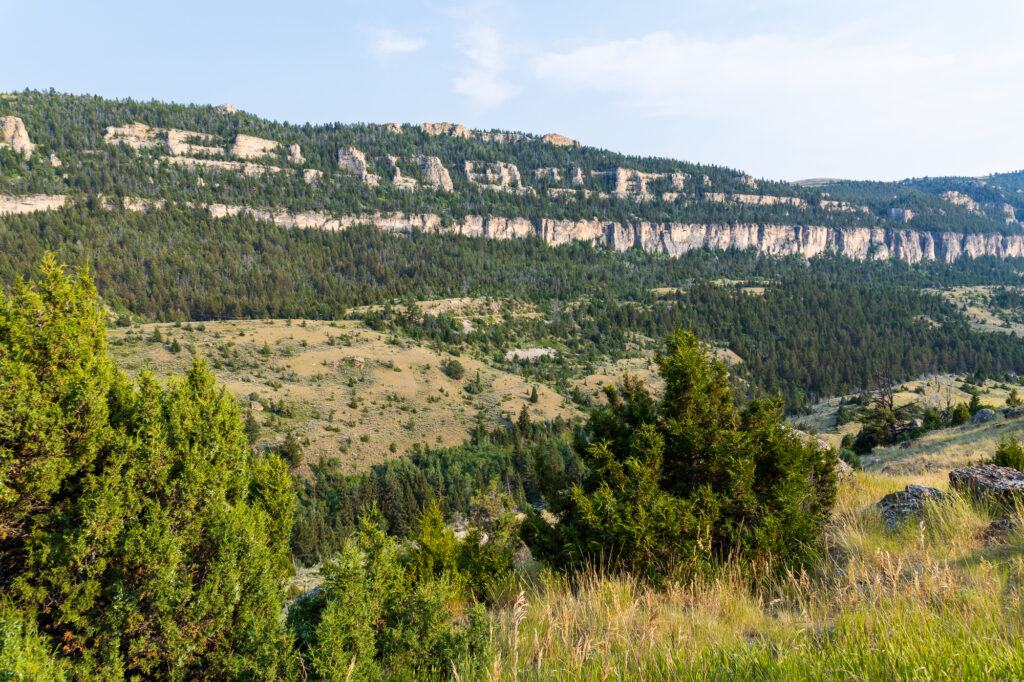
[3,0,1023,181]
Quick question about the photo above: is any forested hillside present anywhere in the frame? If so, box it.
[2,89,1022,236]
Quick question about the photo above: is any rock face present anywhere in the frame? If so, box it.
[104,123,162,150]
[533,167,561,182]
[165,129,222,156]
[215,103,236,114]
[542,133,579,147]
[302,169,323,185]
[288,144,304,164]
[971,408,996,424]
[163,156,284,177]
[386,156,416,191]
[0,194,68,215]
[949,464,1024,502]
[877,485,946,528]
[231,134,280,159]
[413,155,453,191]
[0,116,35,158]
[888,207,915,223]
[941,190,981,213]
[708,193,805,208]
[420,122,471,138]
[465,161,527,192]
[337,147,380,186]
[385,122,402,134]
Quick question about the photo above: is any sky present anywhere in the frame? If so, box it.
[2,0,1023,181]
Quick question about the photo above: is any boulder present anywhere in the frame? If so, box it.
[971,408,996,424]
[835,458,854,481]
[979,517,1020,544]
[877,485,946,528]
[949,464,1024,502]
[1004,406,1024,419]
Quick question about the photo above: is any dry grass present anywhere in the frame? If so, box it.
[107,318,583,472]
[464,468,1024,680]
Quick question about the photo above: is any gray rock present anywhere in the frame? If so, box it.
[1004,406,1024,419]
[877,485,946,528]
[980,517,1020,544]
[971,408,996,424]
[835,458,854,481]
[949,464,1024,502]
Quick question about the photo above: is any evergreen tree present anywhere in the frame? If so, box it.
[244,410,262,445]
[0,259,295,679]
[282,431,303,468]
[523,330,838,582]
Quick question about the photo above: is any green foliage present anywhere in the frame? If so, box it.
[1007,388,1022,407]
[287,511,491,680]
[950,402,971,426]
[0,260,294,679]
[524,330,838,582]
[993,436,1024,470]
[244,409,262,444]
[968,393,982,416]
[0,600,68,681]
[282,431,303,468]
[443,358,465,380]
[530,385,539,403]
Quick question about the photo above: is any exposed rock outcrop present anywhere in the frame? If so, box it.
[533,167,561,182]
[542,133,579,147]
[877,485,946,528]
[337,147,380,186]
[708,193,805,207]
[208,204,341,231]
[386,156,416,191]
[941,190,981,213]
[166,129,223,156]
[303,168,323,185]
[888,207,915,223]
[0,116,35,158]
[412,155,453,191]
[949,464,1024,502]
[465,161,523,188]
[385,122,402,134]
[49,153,62,167]
[231,134,280,159]
[288,144,304,164]
[0,194,68,215]
[215,103,236,114]
[162,156,284,177]
[971,408,996,424]
[420,122,471,138]
[104,123,162,150]
[570,167,585,185]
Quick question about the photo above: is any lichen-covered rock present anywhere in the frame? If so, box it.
[0,116,35,158]
[971,408,996,424]
[979,517,1020,544]
[877,485,946,528]
[949,464,1024,502]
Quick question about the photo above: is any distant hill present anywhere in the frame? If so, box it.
[1,90,1023,266]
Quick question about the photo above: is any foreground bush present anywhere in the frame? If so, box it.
[0,258,294,679]
[524,330,838,581]
[288,510,493,680]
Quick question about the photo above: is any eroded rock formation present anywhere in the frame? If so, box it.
[337,147,380,186]
[0,116,35,158]
[231,134,280,159]
[413,155,454,191]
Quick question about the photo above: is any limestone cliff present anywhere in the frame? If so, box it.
[412,155,454,191]
[337,147,380,186]
[0,116,35,158]
[231,134,280,159]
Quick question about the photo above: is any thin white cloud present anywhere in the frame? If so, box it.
[530,30,1024,178]
[370,29,425,62]
[451,25,522,108]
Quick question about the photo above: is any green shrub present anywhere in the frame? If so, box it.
[0,258,295,679]
[287,511,491,680]
[443,358,465,380]
[994,436,1024,470]
[523,330,838,582]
